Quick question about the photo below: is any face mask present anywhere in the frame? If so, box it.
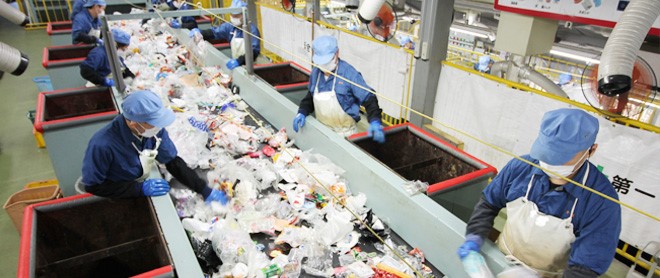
[138,122,162,138]
[230,16,243,26]
[321,57,338,73]
[117,49,127,58]
[98,10,105,16]
[539,150,589,179]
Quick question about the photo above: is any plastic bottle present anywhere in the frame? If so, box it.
[462,251,494,278]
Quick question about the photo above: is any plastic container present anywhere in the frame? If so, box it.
[3,185,61,234]
[253,62,311,104]
[349,123,497,222]
[42,44,95,90]
[17,194,173,278]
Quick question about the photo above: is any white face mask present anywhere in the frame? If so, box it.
[230,16,243,26]
[138,123,162,138]
[539,150,589,179]
[320,56,338,73]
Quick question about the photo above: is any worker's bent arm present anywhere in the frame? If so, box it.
[165,156,213,199]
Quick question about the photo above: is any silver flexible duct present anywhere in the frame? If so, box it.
[597,0,660,96]
[0,42,29,76]
[0,1,29,26]
[488,61,568,98]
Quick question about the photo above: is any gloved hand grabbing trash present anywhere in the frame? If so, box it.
[205,189,228,205]
[368,120,385,143]
[97,38,104,46]
[189,28,202,38]
[170,19,181,29]
[293,113,306,132]
[103,77,115,87]
[142,179,171,196]
[226,59,239,70]
[457,234,484,259]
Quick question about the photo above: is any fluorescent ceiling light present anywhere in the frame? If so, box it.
[549,49,600,65]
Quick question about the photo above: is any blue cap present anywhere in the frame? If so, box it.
[477,55,491,71]
[84,0,106,8]
[122,90,175,128]
[230,0,247,14]
[399,36,412,46]
[559,73,572,85]
[530,108,599,165]
[312,36,338,65]
[111,29,130,45]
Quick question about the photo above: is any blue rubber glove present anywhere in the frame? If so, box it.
[457,234,484,260]
[170,20,181,29]
[367,120,385,143]
[189,28,202,38]
[226,59,240,70]
[205,189,228,205]
[293,113,306,132]
[103,77,114,87]
[142,179,171,196]
[97,38,104,46]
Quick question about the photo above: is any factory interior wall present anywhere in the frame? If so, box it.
[432,64,660,249]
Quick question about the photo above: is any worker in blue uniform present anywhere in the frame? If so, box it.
[457,108,621,277]
[69,0,85,20]
[79,29,135,87]
[81,90,229,204]
[71,0,105,44]
[292,35,385,143]
[166,0,198,29]
[474,55,493,73]
[191,0,260,70]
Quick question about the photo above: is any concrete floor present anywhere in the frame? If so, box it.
[0,18,57,276]
[0,15,635,278]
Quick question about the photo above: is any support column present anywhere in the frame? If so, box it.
[409,0,454,126]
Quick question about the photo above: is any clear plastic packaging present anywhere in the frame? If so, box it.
[462,251,495,278]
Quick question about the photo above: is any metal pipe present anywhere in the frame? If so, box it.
[489,61,507,78]
[519,65,568,98]
[243,5,254,75]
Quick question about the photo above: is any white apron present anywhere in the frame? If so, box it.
[312,67,357,137]
[132,136,161,182]
[230,29,245,59]
[497,165,589,277]
[88,27,100,39]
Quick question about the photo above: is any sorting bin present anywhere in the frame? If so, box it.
[18,194,173,278]
[42,44,95,90]
[253,62,310,105]
[46,21,72,46]
[349,123,497,222]
[195,15,212,29]
[34,87,119,197]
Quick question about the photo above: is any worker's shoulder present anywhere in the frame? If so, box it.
[338,60,358,73]
[586,163,619,200]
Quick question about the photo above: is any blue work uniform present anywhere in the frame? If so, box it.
[167,1,196,28]
[70,0,85,20]
[79,46,133,85]
[210,22,261,62]
[480,155,621,275]
[71,9,100,44]
[82,115,177,187]
[298,59,381,123]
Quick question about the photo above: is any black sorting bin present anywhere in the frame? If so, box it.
[18,194,173,278]
[34,87,118,197]
[349,123,497,222]
[253,62,311,105]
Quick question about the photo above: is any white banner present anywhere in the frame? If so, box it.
[259,6,412,119]
[433,65,660,248]
[495,0,660,35]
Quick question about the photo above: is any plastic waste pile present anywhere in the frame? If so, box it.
[111,15,436,278]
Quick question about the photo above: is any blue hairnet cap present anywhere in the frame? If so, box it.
[83,0,106,8]
[530,108,599,165]
[312,35,338,65]
[122,90,175,128]
[111,29,130,45]
[230,0,247,14]
[399,36,412,46]
[559,73,572,85]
